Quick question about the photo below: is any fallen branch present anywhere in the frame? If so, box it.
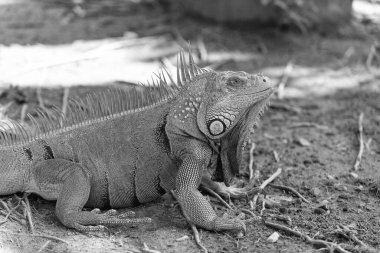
[36,88,47,110]
[0,229,69,244]
[264,221,351,253]
[37,240,51,253]
[200,185,232,210]
[336,224,375,251]
[276,61,293,99]
[269,184,310,204]
[289,122,330,131]
[269,103,302,114]
[0,198,24,224]
[248,143,256,183]
[366,42,378,71]
[170,190,208,253]
[353,112,364,171]
[142,243,161,253]
[22,193,35,234]
[272,150,279,163]
[250,168,282,210]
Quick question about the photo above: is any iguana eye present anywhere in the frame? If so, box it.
[226,76,245,89]
[208,119,226,136]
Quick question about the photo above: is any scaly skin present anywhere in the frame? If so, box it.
[0,52,273,233]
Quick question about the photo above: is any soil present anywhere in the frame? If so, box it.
[0,1,379,253]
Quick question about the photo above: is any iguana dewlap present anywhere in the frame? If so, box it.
[0,51,273,232]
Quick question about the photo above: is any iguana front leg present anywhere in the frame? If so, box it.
[174,144,246,232]
[29,159,151,231]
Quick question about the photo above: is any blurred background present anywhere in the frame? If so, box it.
[0,1,379,253]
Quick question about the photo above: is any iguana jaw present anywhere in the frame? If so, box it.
[219,96,271,186]
[198,85,273,141]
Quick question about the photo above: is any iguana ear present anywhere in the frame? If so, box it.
[197,101,230,140]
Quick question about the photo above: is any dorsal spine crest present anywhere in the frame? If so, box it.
[0,50,210,148]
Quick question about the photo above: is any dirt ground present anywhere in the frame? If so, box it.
[0,0,379,252]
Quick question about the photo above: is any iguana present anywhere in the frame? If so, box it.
[0,51,273,233]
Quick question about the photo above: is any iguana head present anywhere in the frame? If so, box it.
[197,71,273,139]
[197,71,273,185]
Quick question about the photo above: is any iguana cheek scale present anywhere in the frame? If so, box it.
[0,50,273,233]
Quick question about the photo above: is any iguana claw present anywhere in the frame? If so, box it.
[212,216,246,233]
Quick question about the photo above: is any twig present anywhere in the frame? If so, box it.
[277,61,293,99]
[196,36,208,62]
[248,143,256,182]
[366,42,378,71]
[365,138,372,153]
[289,122,330,131]
[142,243,161,253]
[272,150,279,163]
[269,102,302,114]
[0,229,69,244]
[269,184,310,204]
[22,193,35,234]
[258,168,283,190]
[260,199,266,216]
[170,190,208,253]
[336,224,372,250]
[200,185,232,209]
[250,168,282,210]
[0,208,12,225]
[264,221,351,253]
[267,214,292,226]
[37,240,51,253]
[0,210,23,224]
[241,208,261,220]
[36,88,46,110]
[353,112,364,171]
[0,198,24,224]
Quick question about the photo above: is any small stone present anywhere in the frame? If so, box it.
[267,232,280,242]
[350,172,358,178]
[175,235,189,242]
[296,137,311,147]
[311,187,322,197]
[236,231,244,239]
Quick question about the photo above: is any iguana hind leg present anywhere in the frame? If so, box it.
[31,159,151,231]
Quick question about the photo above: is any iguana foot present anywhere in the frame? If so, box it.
[201,176,260,200]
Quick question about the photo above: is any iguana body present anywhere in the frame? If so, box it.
[0,51,273,232]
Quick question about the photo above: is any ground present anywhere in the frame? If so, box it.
[0,0,379,252]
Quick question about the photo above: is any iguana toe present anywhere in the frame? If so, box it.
[117,210,136,218]
[60,210,152,231]
[73,224,107,232]
[97,216,152,226]
[212,216,246,233]
[90,208,102,214]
